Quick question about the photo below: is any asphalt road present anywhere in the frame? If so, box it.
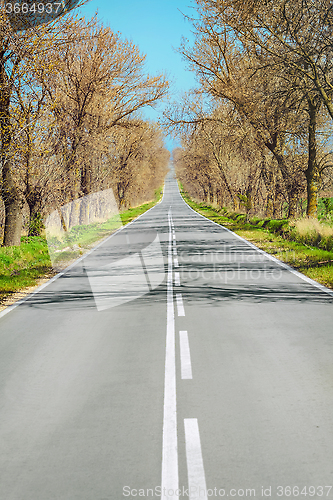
[1,170,333,500]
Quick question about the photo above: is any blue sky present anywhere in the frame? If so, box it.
[77,0,198,150]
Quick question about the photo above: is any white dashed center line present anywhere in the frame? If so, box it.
[176,293,185,316]
[161,209,179,499]
[179,331,192,379]
[162,209,207,499]
[184,419,208,500]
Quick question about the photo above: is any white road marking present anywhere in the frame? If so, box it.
[176,293,185,316]
[174,272,180,286]
[184,419,208,500]
[179,331,192,379]
[174,257,179,267]
[173,234,176,240]
[161,209,179,500]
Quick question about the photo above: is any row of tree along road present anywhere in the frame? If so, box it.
[166,0,333,220]
[0,3,169,247]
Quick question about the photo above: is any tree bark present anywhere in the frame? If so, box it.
[287,191,299,219]
[305,97,321,218]
[79,163,92,224]
[3,195,24,246]
[26,188,43,236]
[265,136,299,218]
[261,160,275,217]
[79,197,90,225]
[0,51,24,246]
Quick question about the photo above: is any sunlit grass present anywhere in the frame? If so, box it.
[181,188,333,290]
[0,237,52,301]
[299,265,333,289]
[289,218,333,251]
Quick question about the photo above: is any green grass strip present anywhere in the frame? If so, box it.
[180,186,333,290]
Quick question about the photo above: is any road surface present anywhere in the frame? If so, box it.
[1,170,333,500]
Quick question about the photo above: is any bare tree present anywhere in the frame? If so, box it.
[39,20,169,200]
[0,9,91,245]
[199,0,333,215]
[0,13,169,245]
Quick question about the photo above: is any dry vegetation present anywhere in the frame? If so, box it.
[166,0,333,220]
[0,8,170,247]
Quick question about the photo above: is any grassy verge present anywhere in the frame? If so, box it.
[0,187,163,305]
[180,188,333,290]
[0,236,54,304]
[119,190,163,225]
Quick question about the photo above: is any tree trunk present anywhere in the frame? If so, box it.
[305,97,321,218]
[201,185,208,203]
[0,50,24,246]
[265,133,300,218]
[69,198,80,230]
[210,184,217,205]
[79,197,90,225]
[117,184,125,207]
[0,48,26,246]
[26,190,43,236]
[274,155,298,218]
[266,198,273,218]
[79,164,91,224]
[1,160,25,248]
[215,159,236,209]
[3,195,23,246]
[260,160,275,217]
[80,163,92,196]
[287,190,298,218]
[28,209,41,237]
[28,212,42,237]
[217,188,224,208]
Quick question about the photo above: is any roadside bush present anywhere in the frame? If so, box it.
[322,198,333,215]
[289,218,333,251]
[28,213,45,237]
[265,219,290,235]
